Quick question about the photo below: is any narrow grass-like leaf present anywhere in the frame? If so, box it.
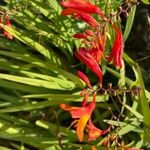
[123,5,136,42]
[12,10,73,59]
[0,23,61,65]
[141,0,150,4]
[118,121,142,136]
[0,51,84,88]
[105,119,142,135]
[123,52,150,144]
[123,104,143,120]
[0,100,62,113]
[22,93,108,102]
[0,146,10,150]
[35,120,76,141]
[22,93,80,99]
[48,0,62,13]
[0,118,66,148]
[0,73,75,90]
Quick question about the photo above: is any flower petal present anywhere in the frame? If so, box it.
[77,113,90,142]
[91,146,97,150]
[75,48,103,83]
[0,18,2,29]
[85,30,93,36]
[60,103,89,118]
[108,24,124,68]
[86,119,110,141]
[60,104,79,111]
[61,8,80,15]
[73,33,88,39]
[75,13,98,28]
[77,71,92,88]
[126,148,143,150]
[89,47,104,62]
[61,0,104,17]
[3,16,13,40]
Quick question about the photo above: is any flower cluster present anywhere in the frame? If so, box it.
[60,92,110,142]
[0,15,13,39]
[60,0,124,143]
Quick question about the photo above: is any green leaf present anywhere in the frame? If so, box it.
[22,93,80,99]
[13,10,73,60]
[123,104,143,120]
[22,93,108,102]
[141,0,150,4]
[0,73,75,90]
[105,119,142,136]
[0,50,84,88]
[118,121,142,136]
[123,53,150,144]
[123,5,136,42]
[35,120,76,140]
[144,125,150,146]
[48,0,62,13]
[0,146,10,150]
[0,118,67,148]
[0,79,50,93]
[0,100,63,113]
[0,23,61,66]
[118,61,125,86]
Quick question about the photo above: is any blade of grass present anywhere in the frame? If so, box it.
[123,5,136,42]
[0,73,75,90]
[0,23,61,65]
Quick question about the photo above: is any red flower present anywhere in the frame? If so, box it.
[108,24,124,68]
[125,148,143,150]
[61,8,80,15]
[81,91,89,107]
[0,18,2,29]
[74,27,106,62]
[73,33,88,39]
[62,10,99,28]
[77,71,92,89]
[95,27,107,53]
[91,146,97,150]
[3,16,13,40]
[74,13,98,28]
[73,30,93,40]
[85,29,93,36]
[89,47,104,62]
[60,93,96,142]
[86,120,110,141]
[88,27,106,62]
[75,48,103,83]
[61,0,105,18]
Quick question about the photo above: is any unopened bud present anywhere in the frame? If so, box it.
[112,90,117,96]
[108,83,112,89]
[103,90,107,95]
[124,11,129,17]
[118,6,122,12]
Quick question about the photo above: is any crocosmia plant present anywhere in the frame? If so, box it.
[59,0,148,149]
[0,0,149,149]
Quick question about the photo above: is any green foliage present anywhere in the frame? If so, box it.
[0,0,149,149]
[141,0,150,4]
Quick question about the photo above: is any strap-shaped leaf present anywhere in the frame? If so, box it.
[0,73,75,90]
[0,23,61,66]
[123,5,136,42]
